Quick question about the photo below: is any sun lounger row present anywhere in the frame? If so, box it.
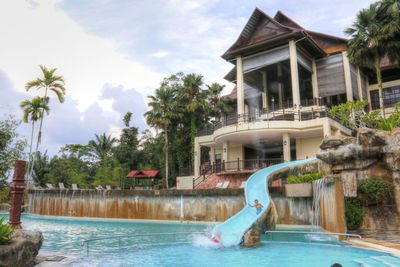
[45,183,115,190]
[215,181,246,189]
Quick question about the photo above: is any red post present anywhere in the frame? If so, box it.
[8,160,26,229]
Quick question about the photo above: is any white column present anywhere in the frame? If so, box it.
[194,139,201,178]
[209,147,215,164]
[356,66,363,100]
[312,59,319,104]
[342,52,353,101]
[278,63,283,108]
[262,71,268,110]
[222,141,229,164]
[289,40,300,108]
[323,120,332,137]
[283,133,291,162]
[236,56,245,117]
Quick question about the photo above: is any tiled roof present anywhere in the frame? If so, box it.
[126,170,160,178]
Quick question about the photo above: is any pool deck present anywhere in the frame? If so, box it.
[35,250,83,267]
[347,238,400,258]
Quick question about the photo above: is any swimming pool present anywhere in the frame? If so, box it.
[3,214,400,266]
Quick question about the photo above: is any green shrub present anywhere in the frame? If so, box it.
[0,187,9,204]
[0,216,14,245]
[345,198,364,230]
[358,178,393,202]
[286,172,323,184]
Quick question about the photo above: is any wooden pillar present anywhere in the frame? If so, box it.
[289,40,300,108]
[9,160,26,229]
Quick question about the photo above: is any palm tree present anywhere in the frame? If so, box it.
[206,83,233,119]
[345,2,398,118]
[145,87,180,189]
[378,0,400,63]
[20,97,50,182]
[345,4,385,117]
[88,133,117,161]
[182,73,206,165]
[25,65,66,152]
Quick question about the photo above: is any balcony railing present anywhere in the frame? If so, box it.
[193,158,283,188]
[197,106,331,137]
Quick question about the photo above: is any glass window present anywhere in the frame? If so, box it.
[370,90,380,110]
[384,86,400,108]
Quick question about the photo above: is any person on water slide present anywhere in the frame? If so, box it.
[211,231,222,243]
[248,200,263,215]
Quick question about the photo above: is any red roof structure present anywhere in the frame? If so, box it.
[126,170,160,178]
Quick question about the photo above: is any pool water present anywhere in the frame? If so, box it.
[2,213,400,266]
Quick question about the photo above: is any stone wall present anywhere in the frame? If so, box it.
[27,189,315,225]
[28,189,245,222]
[317,128,400,230]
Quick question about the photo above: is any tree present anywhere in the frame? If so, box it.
[182,73,207,165]
[31,151,50,187]
[88,133,117,161]
[20,96,50,181]
[145,85,181,189]
[25,65,66,152]
[345,2,399,118]
[378,0,400,63]
[113,112,141,170]
[0,116,26,189]
[206,83,233,119]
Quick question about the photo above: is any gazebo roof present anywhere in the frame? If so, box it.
[126,170,160,178]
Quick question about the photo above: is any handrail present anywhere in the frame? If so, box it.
[264,230,362,239]
[81,231,207,255]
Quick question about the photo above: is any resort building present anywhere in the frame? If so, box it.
[193,8,400,186]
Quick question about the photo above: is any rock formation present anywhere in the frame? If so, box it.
[0,230,43,267]
[317,128,400,230]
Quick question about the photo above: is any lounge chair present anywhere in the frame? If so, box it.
[240,181,246,188]
[46,183,54,189]
[215,182,223,188]
[72,184,79,190]
[59,183,65,190]
[106,185,112,190]
[222,181,230,189]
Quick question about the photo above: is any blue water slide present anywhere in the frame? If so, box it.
[213,158,316,246]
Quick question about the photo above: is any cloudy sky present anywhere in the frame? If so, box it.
[0,0,375,155]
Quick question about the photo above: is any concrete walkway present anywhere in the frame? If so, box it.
[35,251,82,266]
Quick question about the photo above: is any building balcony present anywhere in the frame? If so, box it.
[197,105,343,138]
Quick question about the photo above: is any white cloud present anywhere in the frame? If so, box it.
[152,51,169,58]
[0,0,164,111]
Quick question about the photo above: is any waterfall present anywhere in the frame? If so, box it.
[180,195,184,220]
[312,177,328,228]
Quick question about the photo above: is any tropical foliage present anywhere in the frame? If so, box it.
[0,216,14,245]
[345,0,400,118]
[286,172,323,184]
[0,116,26,190]
[345,198,365,230]
[358,178,393,202]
